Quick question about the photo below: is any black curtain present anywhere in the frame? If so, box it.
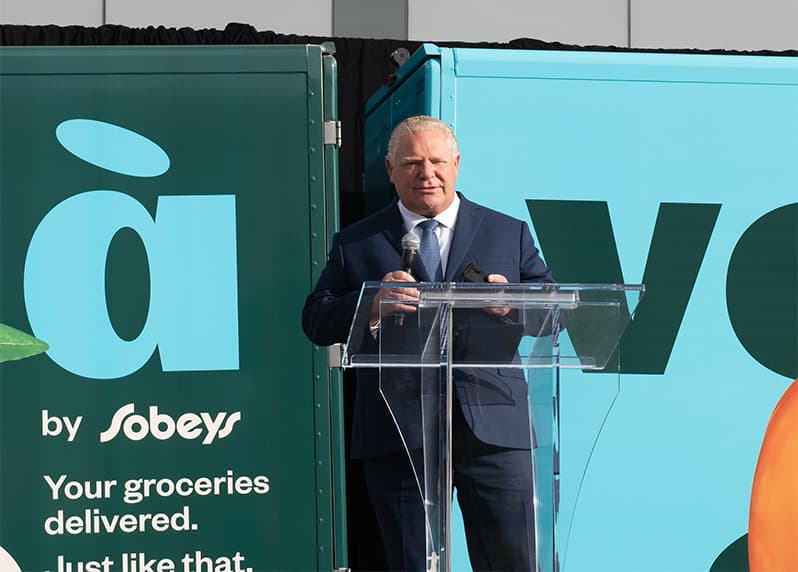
[1,22,794,570]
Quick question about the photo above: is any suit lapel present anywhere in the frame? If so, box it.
[377,202,433,280]
[378,202,405,255]
[445,196,483,281]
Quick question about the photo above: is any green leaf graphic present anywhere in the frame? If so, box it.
[0,323,48,363]
[709,534,749,572]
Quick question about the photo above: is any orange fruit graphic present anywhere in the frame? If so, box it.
[749,378,798,571]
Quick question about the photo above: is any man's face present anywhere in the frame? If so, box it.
[386,128,460,217]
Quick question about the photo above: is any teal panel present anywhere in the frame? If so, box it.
[365,46,798,572]
[0,45,341,572]
[450,49,797,84]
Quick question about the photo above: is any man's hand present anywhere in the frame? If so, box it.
[369,271,420,325]
[485,273,511,317]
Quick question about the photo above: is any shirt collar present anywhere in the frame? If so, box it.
[398,193,461,232]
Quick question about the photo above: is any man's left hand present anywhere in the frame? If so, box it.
[485,274,511,317]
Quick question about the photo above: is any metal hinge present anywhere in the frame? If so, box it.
[324,120,342,148]
[327,343,344,368]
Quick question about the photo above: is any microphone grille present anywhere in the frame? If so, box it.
[401,231,420,251]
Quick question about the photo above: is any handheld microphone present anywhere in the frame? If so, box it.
[400,232,420,274]
[394,232,420,326]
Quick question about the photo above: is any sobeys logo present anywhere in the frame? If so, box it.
[24,119,240,380]
[99,403,242,445]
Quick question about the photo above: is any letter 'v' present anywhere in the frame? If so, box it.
[527,200,720,374]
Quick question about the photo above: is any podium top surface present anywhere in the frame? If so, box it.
[343,283,643,369]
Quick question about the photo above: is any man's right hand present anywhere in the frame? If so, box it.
[369,271,419,326]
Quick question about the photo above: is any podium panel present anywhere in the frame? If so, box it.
[343,282,642,572]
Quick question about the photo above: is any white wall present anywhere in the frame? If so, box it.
[1,0,795,50]
[408,0,630,47]
[0,0,334,35]
[106,0,332,35]
[632,0,798,51]
[408,0,797,50]
[0,0,104,26]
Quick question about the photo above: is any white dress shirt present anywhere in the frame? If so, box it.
[397,194,461,277]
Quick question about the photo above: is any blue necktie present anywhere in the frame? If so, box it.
[418,219,443,281]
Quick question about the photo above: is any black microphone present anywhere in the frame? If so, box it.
[393,232,420,326]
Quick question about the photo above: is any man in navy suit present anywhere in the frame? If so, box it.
[303,116,553,571]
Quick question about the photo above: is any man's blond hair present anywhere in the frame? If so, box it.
[386,115,459,164]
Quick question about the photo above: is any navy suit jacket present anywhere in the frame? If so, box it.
[302,194,554,459]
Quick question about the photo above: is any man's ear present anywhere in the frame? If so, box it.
[385,157,395,183]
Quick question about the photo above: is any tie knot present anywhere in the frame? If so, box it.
[418,219,438,232]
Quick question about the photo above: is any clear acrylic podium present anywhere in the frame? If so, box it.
[341,282,643,572]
